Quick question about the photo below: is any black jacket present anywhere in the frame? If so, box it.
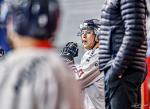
[99,0,147,76]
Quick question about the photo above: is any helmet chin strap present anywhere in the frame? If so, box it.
[92,41,98,49]
[91,35,99,49]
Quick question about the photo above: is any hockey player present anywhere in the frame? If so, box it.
[61,19,105,109]
[0,0,82,109]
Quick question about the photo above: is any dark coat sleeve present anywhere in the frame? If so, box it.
[112,0,147,76]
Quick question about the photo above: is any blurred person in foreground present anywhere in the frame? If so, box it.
[99,0,147,109]
[61,19,105,109]
[0,0,11,52]
[0,0,82,109]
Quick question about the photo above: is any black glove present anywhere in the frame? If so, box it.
[61,42,78,61]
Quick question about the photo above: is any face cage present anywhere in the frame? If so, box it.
[77,28,98,37]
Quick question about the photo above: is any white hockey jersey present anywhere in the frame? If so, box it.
[75,48,105,109]
[0,48,82,109]
[77,48,100,79]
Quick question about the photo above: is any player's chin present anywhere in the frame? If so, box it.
[83,43,87,48]
[83,45,91,50]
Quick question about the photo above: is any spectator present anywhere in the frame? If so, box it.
[99,0,147,109]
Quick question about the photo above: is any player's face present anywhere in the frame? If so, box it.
[81,29,96,50]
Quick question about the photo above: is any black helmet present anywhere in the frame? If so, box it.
[78,19,100,36]
[0,0,60,39]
